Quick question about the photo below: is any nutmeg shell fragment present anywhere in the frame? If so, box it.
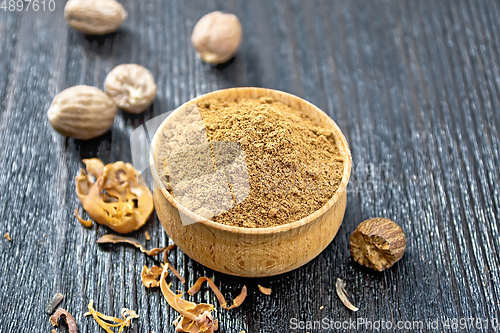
[349,217,406,271]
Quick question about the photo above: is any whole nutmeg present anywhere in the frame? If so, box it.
[64,0,127,35]
[104,64,157,114]
[47,85,117,140]
[191,11,242,64]
[349,218,406,271]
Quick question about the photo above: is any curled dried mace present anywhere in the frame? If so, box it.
[96,234,168,256]
[168,263,186,284]
[159,265,218,333]
[335,278,359,312]
[162,245,186,284]
[140,243,185,287]
[142,265,163,288]
[50,308,78,333]
[74,208,93,228]
[84,300,139,333]
[188,277,247,310]
[163,245,175,264]
[257,285,272,296]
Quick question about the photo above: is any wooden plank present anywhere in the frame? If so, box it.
[0,0,500,332]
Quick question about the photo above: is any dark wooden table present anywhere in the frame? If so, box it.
[1,0,500,332]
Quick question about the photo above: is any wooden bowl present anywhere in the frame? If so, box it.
[150,87,351,277]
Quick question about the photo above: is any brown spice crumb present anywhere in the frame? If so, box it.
[50,308,78,333]
[164,98,344,228]
[257,285,272,295]
[4,233,10,241]
[145,231,151,241]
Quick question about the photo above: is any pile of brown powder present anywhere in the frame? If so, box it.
[193,97,345,228]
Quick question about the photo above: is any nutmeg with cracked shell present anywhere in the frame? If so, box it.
[104,64,157,114]
[75,158,153,234]
[47,86,117,140]
[349,218,406,271]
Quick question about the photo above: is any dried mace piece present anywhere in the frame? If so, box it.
[75,158,153,234]
[257,285,272,296]
[349,217,406,271]
[64,0,127,35]
[50,308,78,333]
[84,300,138,333]
[96,234,168,256]
[75,208,93,228]
[104,64,157,114]
[47,86,117,140]
[159,265,218,333]
[188,277,247,310]
[141,265,163,288]
[335,278,359,311]
[191,11,242,64]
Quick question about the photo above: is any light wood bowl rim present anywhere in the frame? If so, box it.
[150,87,352,235]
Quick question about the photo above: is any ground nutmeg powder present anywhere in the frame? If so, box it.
[189,97,345,228]
[161,97,344,228]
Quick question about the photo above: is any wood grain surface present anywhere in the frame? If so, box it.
[1,0,500,332]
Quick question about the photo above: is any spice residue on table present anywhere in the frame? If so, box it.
[163,97,344,228]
